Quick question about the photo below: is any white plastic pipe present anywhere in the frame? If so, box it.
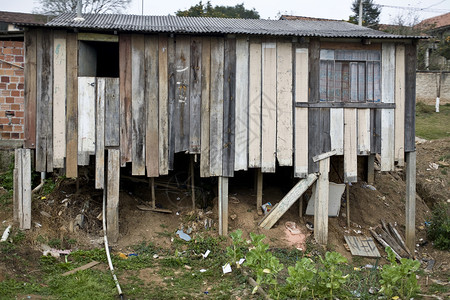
[1,225,12,242]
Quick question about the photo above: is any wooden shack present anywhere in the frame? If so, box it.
[16,13,420,248]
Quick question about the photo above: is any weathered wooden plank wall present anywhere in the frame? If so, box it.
[158,34,169,175]
[200,37,211,177]
[77,77,96,166]
[381,43,395,171]
[104,78,120,147]
[248,38,262,168]
[308,39,321,174]
[53,30,66,168]
[95,78,105,189]
[66,33,78,178]
[404,43,417,152]
[344,108,357,182]
[189,37,202,154]
[358,109,371,155]
[167,37,176,169]
[119,34,132,166]
[24,29,37,149]
[394,44,405,166]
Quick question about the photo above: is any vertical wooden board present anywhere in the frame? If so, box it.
[21,150,32,230]
[248,38,262,168]
[36,29,53,172]
[261,41,277,173]
[158,35,169,175]
[314,157,329,245]
[66,33,78,178]
[77,76,96,166]
[350,62,358,102]
[24,29,37,149]
[320,107,331,154]
[145,35,159,177]
[222,37,236,177]
[53,30,66,168]
[200,37,211,177]
[370,108,382,154]
[119,34,132,166]
[381,43,395,171]
[330,108,344,155]
[104,78,120,146]
[174,36,191,153]
[107,149,120,242]
[13,149,22,225]
[344,108,357,182]
[404,44,417,152]
[357,109,371,155]
[189,37,202,153]
[395,44,405,165]
[209,37,224,176]
[276,41,293,166]
[405,151,416,253]
[234,37,249,171]
[131,34,146,175]
[95,78,105,189]
[308,39,320,174]
[294,47,309,178]
[167,37,176,169]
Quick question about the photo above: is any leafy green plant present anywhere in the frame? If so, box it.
[427,202,450,250]
[379,247,420,299]
[225,229,246,268]
[284,257,316,299]
[315,251,349,299]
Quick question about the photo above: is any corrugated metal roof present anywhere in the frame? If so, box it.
[26,13,421,39]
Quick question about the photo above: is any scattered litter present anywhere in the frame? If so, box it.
[34,222,42,228]
[74,214,85,229]
[229,196,240,204]
[351,290,361,297]
[184,265,192,270]
[425,259,435,273]
[1,225,11,242]
[222,263,232,274]
[428,162,439,170]
[230,214,237,220]
[40,211,51,218]
[353,229,362,234]
[62,261,100,277]
[176,229,191,241]
[305,222,314,231]
[118,253,128,259]
[186,227,193,234]
[128,253,138,257]
[368,287,377,294]
[153,254,159,259]
[261,202,272,215]
[202,250,210,259]
[41,196,46,200]
[200,269,207,273]
[176,212,180,216]
[285,221,301,235]
[362,184,376,191]
[237,258,245,266]
[204,291,209,295]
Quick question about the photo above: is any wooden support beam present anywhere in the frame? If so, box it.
[259,173,318,230]
[95,78,105,190]
[346,183,350,228]
[315,157,330,245]
[299,195,304,218]
[367,154,375,184]
[405,151,416,255]
[256,168,263,215]
[190,155,196,210]
[14,149,31,230]
[107,149,120,243]
[312,150,336,163]
[218,177,229,236]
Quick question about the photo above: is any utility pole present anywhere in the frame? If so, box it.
[359,0,363,26]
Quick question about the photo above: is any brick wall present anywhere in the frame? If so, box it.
[0,41,24,141]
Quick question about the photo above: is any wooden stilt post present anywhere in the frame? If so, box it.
[299,195,303,218]
[315,157,330,245]
[256,168,263,215]
[150,177,156,209]
[346,183,350,228]
[218,176,229,236]
[13,149,31,230]
[367,154,375,184]
[405,151,416,254]
[190,155,195,210]
[107,149,120,243]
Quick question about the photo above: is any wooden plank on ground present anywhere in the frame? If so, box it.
[294,47,309,178]
[145,35,159,177]
[62,261,100,276]
[344,108,357,182]
[308,39,320,174]
[259,173,318,229]
[404,44,417,152]
[248,38,262,168]
[358,109,371,155]
[394,44,405,166]
[314,157,329,245]
[77,77,96,166]
[107,149,120,243]
[330,108,344,155]
[66,33,78,178]
[21,149,31,230]
[222,37,236,177]
[95,78,106,189]
[104,78,120,147]
[158,35,169,175]
[381,43,395,171]
[261,41,277,173]
[200,37,211,177]
[174,36,191,153]
[189,37,202,153]
[234,37,249,171]
[119,34,132,166]
[344,235,380,257]
[276,41,293,166]
[36,29,53,172]
[53,30,66,168]
[209,37,224,176]
[167,37,176,169]
[24,29,37,149]
[131,34,146,175]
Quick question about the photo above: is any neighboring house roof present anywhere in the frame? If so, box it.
[418,12,450,30]
[0,11,48,25]
[279,15,340,22]
[25,13,422,39]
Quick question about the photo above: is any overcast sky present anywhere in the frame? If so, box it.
[2,0,449,24]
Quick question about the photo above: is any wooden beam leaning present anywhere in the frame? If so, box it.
[314,157,330,245]
[381,43,395,171]
[294,47,309,178]
[24,29,37,149]
[405,151,416,254]
[145,35,159,177]
[66,33,78,178]
[234,37,249,171]
[248,38,262,168]
[394,44,405,166]
[52,30,66,168]
[158,34,169,175]
[95,78,106,189]
[131,34,146,175]
[218,177,229,236]
[200,37,211,177]
[107,149,120,243]
[259,173,318,229]
[312,149,337,163]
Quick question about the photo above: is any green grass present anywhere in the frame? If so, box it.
[416,102,450,140]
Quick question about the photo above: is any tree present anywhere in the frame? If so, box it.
[349,0,381,28]
[176,1,259,19]
[34,0,131,15]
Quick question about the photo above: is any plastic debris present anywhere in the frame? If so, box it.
[176,229,191,241]
[200,269,207,273]
[118,252,128,259]
[362,184,376,191]
[222,263,232,274]
[153,254,159,259]
[1,225,11,242]
[202,250,210,259]
[128,253,138,257]
[261,202,272,215]
[285,221,301,235]
[305,222,314,231]
[237,258,245,266]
